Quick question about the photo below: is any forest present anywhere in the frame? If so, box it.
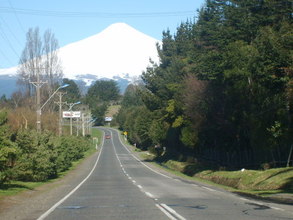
[116,0,293,169]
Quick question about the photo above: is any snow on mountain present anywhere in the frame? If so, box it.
[0,23,160,82]
[59,23,160,80]
[0,66,18,76]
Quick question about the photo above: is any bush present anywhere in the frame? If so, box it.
[0,110,18,185]
[13,130,57,181]
[13,130,92,182]
[53,136,91,172]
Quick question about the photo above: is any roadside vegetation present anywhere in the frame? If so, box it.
[124,140,293,200]
[0,25,112,199]
[114,0,293,197]
[116,0,293,170]
[0,116,101,198]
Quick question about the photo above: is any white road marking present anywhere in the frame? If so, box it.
[116,129,172,179]
[37,141,104,220]
[137,185,143,189]
[156,204,177,220]
[202,186,216,192]
[132,180,136,184]
[271,206,284,211]
[254,202,265,206]
[160,203,187,220]
[145,192,155,199]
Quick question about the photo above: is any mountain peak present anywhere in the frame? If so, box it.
[102,22,135,31]
[0,23,161,92]
[99,22,156,40]
[58,23,160,80]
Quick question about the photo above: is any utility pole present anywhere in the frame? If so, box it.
[76,117,79,136]
[67,101,81,135]
[82,113,85,136]
[55,92,67,136]
[30,68,46,132]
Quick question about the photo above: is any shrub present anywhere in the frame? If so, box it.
[0,110,18,185]
[13,130,57,181]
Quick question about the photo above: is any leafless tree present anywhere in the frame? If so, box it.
[43,29,63,95]
[17,27,43,97]
[11,91,23,108]
[17,27,63,103]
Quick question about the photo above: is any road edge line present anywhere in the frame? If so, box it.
[37,138,104,220]
[112,128,172,179]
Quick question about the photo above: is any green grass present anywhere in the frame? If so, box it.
[196,167,293,193]
[156,158,293,197]
[131,146,293,197]
[91,127,103,147]
[0,181,44,198]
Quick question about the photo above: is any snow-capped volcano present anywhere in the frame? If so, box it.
[0,23,160,80]
[59,22,160,79]
[0,23,161,96]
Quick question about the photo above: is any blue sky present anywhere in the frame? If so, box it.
[0,0,205,68]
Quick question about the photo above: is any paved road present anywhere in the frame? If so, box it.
[38,128,293,220]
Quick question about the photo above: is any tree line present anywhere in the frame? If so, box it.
[117,0,293,169]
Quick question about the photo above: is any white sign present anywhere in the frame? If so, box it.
[105,117,113,122]
[63,111,81,118]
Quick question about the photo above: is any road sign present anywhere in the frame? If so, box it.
[105,117,113,122]
[63,111,81,118]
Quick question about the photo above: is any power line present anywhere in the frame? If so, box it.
[0,24,21,60]
[0,17,23,47]
[6,0,26,33]
[0,48,15,66]
[0,7,195,18]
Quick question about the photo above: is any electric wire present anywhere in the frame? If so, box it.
[6,0,26,33]
[0,17,23,47]
[0,7,195,18]
[0,48,15,67]
[0,24,21,61]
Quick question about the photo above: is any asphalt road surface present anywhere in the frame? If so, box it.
[37,128,293,220]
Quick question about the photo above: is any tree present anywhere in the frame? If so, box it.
[62,78,81,104]
[17,27,63,102]
[121,84,143,107]
[117,0,293,168]
[0,110,17,185]
[91,103,108,125]
[85,80,120,108]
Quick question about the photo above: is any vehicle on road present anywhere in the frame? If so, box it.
[105,134,111,139]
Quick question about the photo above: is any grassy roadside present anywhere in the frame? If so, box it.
[0,128,102,199]
[117,129,293,200]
